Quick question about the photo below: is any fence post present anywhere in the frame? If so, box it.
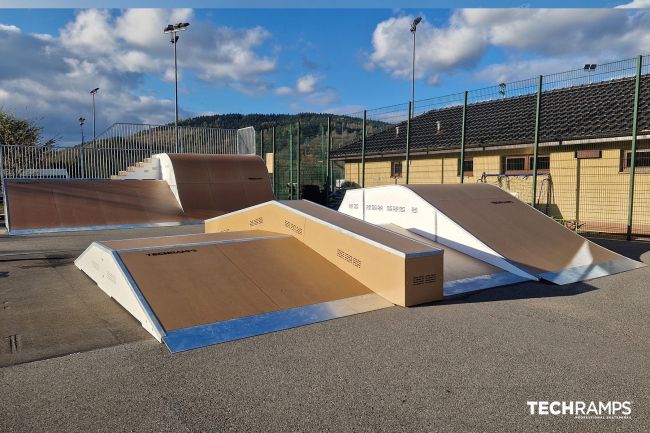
[406,101,412,184]
[326,116,331,200]
[627,54,643,240]
[459,91,468,184]
[272,126,276,197]
[361,110,366,188]
[289,123,293,200]
[297,121,301,200]
[531,74,543,208]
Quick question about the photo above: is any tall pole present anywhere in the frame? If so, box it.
[173,36,179,153]
[361,110,367,188]
[296,121,301,200]
[405,101,412,184]
[272,126,276,197]
[459,91,468,184]
[411,31,416,117]
[92,93,96,141]
[627,54,643,240]
[260,129,264,159]
[531,75,543,208]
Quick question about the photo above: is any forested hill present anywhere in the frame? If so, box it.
[178,113,386,131]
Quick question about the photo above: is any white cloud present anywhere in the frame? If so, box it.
[369,9,650,85]
[296,74,318,94]
[616,0,650,7]
[274,86,293,96]
[0,9,278,144]
[367,14,487,83]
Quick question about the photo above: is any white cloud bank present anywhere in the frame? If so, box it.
[0,8,277,144]
[368,7,650,85]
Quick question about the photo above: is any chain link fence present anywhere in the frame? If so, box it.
[261,54,650,239]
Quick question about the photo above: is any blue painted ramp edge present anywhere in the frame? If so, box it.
[163,293,393,353]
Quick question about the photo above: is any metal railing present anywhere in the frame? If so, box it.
[0,123,256,196]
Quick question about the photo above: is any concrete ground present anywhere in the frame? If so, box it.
[0,228,648,432]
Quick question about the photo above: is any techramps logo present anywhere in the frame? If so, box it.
[527,401,633,420]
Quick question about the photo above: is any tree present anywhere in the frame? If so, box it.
[0,109,53,146]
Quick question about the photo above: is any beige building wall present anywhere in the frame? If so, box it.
[340,142,650,234]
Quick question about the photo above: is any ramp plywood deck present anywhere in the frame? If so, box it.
[380,224,504,282]
[5,179,195,232]
[117,236,372,331]
[279,200,438,255]
[167,154,274,219]
[406,184,624,275]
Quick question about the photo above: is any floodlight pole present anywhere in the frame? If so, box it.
[405,101,411,184]
[79,117,86,178]
[90,88,99,142]
[173,35,179,152]
[289,124,293,199]
[410,17,421,117]
[164,22,190,153]
[626,54,643,240]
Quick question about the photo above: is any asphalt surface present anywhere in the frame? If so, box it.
[0,229,648,432]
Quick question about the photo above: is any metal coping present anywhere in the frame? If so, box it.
[162,293,393,353]
[7,220,203,236]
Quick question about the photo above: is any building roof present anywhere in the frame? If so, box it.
[331,75,650,160]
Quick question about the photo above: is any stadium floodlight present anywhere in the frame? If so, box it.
[90,88,99,142]
[78,117,86,146]
[163,21,191,152]
[584,63,597,84]
[410,17,423,116]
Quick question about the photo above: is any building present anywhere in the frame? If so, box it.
[330,75,650,236]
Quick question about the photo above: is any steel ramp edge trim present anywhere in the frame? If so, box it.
[8,220,202,236]
[162,293,394,353]
[538,257,646,285]
[443,271,534,297]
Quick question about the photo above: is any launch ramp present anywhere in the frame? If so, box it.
[3,179,196,235]
[4,154,274,234]
[380,224,531,296]
[158,153,274,219]
[340,184,644,284]
[75,231,393,352]
[205,200,445,307]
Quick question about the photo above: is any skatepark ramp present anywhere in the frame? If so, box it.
[3,154,273,234]
[339,184,644,285]
[76,202,443,351]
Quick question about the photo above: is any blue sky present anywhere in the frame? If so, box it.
[1,3,649,144]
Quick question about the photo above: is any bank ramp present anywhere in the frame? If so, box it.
[340,184,644,284]
[76,201,443,352]
[4,154,274,234]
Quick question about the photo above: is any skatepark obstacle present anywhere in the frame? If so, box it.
[76,202,443,351]
[339,184,644,285]
[3,153,273,234]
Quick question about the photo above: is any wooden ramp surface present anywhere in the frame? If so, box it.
[406,184,641,279]
[115,234,373,331]
[380,224,531,296]
[166,154,274,219]
[4,179,195,234]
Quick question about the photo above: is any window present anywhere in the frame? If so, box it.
[457,158,474,177]
[391,161,403,178]
[503,155,550,174]
[621,149,650,172]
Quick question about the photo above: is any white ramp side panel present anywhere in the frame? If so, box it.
[339,185,537,281]
[340,184,644,284]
